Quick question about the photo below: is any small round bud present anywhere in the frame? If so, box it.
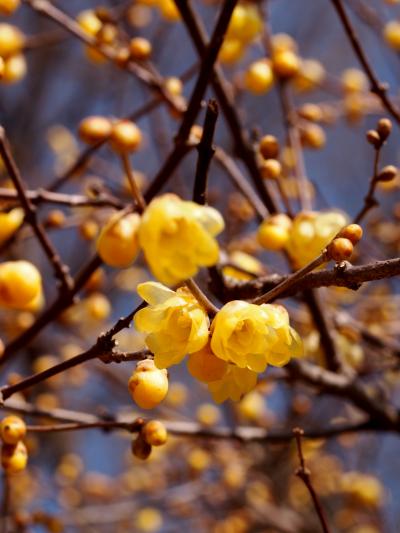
[377,118,392,141]
[244,59,274,94]
[339,224,363,245]
[384,20,400,50]
[129,37,152,60]
[132,434,152,460]
[141,420,168,446]
[218,38,244,65]
[2,441,28,474]
[300,123,326,149]
[259,135,279,159]
[0,0,20,16]
[258,215,292,251]
[377,165,398,182]
[298,103,323,122]
[96,23,117,45]
[0,24,24,58]
[109,120,142,153]
[0,416,26,445]
[114,47,130,67]
[78,116,112,145]
[128,359,168,410]
[77,10,102,37]
[273,50,300,78]
[327,237,354,262]
[260,159,282,180]
[366,130,381,148]
[165,76,183,97]
[46,210,66,229]
[96,212,141,268]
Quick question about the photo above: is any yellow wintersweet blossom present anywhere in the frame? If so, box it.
[0,208,24,245]
[138,194,224,286]
[286,210,347,268]
[208,364,258,403]
[134,281,209,368]
[210,300,302,373]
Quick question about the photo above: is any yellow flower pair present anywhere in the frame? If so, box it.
[97,194,225,286]
[134,281,303,402]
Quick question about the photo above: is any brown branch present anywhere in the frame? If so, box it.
[174,0,279,214]
[0,127,74,293]
[329,0,400,125]
[0,187,124,209]
[193,99,219,205]
[0,398,381,442]
[0,304,146,401]
[220,257,400,301]
[293,428,331,533]
[353,143,382,224]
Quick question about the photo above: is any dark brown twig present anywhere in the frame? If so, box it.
[193,99,219,205]
[0,127,74,293]
[293,428,331,533]
[330,0,400,125]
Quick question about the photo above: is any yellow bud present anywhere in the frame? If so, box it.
[273,50,300,78]
[0,0,20,16]
[135,507,163,532]
[327,237,354,262]
[128,359,169,410]
[293,59,325,92]
[109,120,142,153]
[196,403,220,426]
[244,59,274,94]
[300,123,326,149]
[158,0,180,22]
[141,420,168,446]
[78,116,112,144]
[0,416,26,445]
[384,20,400,50]
[96,212,141,268]
[0,208,23,244]
[2,441,28,474]
[271,33,298,54]
[1,54,26,84]
[218,38,244,65]
[259,135,280,159]
[77,10,102,37]
[258,216,291,250]
[260,159,282,180]
[341,68,367,93]
[130,37,152,60]
[0,24,24,58]
[0,260,42,309]
[165,76,183,97]
[338,224,363,245]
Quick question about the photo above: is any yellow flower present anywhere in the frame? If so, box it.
[138,194,224,286]
[134,281,209,368]
[208,365,258,403]
[286,210,347,267]
[210,300,302,373]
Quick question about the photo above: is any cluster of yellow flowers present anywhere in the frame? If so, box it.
[0,415,27,474]
[97,194,225,285]
[133,281,302,404]
[258,210,348,267]
[0,22,26,84]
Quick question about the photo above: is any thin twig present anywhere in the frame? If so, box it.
[293,428,331,533]
[330,0,400,125]
[0,127,74,292]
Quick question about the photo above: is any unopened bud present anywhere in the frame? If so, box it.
[377,165,397,182]
[377,118,392,142]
